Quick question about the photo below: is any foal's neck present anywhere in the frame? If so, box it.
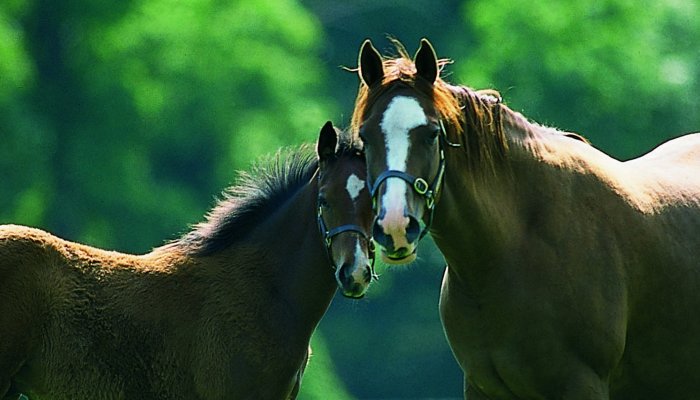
[241,173,336,329]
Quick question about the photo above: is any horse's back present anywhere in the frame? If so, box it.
[616,133,700,213]
[607,134,700,398]
[0,224,64,294]
[0,225,61,399]
[632,132,700,164]
[0,224,59,253]
[626,132,700,186]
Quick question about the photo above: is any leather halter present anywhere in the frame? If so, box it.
[367,120,456,241]
[317,181,376,275]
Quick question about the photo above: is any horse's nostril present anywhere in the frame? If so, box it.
[405,215,421,243]
[336,263,369,298]
[337,263,352,284]
[363,266,372,283]
[372,219,389,245]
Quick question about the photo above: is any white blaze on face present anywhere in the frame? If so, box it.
[349,240,368,282]
[345,173,365,202]
[379,96,427,242]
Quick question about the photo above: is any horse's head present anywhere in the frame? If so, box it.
[354,39,446,264]
[316,121,375,298]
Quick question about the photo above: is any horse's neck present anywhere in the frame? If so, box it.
[238,176,336,329]
[432,112,628,283]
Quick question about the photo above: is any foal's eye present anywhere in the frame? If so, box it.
[358,129,369,144]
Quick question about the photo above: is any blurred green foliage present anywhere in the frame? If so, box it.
[1,1,699,398]
[459,0,700,159]
[0,0,333,252]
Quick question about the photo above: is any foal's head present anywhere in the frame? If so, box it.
[352,39,454,264]
[317,122,375,298]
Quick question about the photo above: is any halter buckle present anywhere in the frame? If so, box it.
[413,178,429,195]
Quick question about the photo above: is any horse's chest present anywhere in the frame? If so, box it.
[440,268,627,398]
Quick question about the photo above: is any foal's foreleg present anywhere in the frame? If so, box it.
[0,307,32,400]
[287,347,311,399]
[0,384,28,400]
[0,380,8,399]
[0,352,26,400]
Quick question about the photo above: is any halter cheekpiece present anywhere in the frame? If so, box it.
[317,177,376,276]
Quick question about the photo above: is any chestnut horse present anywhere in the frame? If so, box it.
[353,39,700,399]
[0,122,374,399]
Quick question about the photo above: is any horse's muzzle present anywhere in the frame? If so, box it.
[372,214,420,264]
[336,262,372,298]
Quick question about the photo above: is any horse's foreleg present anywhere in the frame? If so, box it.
[0,324,31,400]
[0,380,8,399]
[1,387,28,400]
[0,381,27,400]
[464,378,490,400]
[463,368,611,400]
[561,366,610,400]
[287,348,310,399]
[0,361,25,400]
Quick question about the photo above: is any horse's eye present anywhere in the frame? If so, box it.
[358,129,368,144]
[318,196,329,208]
[426,126,440,144]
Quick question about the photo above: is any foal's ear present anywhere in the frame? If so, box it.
[414,38,438,84]
[317,121,338,161]
[359,39,384,88]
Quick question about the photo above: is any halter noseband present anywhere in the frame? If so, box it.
[367,120,456,241]
[317,184,376,277]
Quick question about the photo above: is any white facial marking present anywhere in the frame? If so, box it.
[345,173,365,201]
[379,96,427,237]
[351,241,367,280]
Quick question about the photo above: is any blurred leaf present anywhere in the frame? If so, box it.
[458,0,700,159]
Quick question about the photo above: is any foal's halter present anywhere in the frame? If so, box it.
[317,183,376,275]
[367,120,458,241]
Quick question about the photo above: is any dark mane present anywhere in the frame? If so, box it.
[169,133,362,256]
[444,85,507,173]
[171,145,318,256]
[350,40,595,176]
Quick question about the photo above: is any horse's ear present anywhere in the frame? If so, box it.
[414,38,438,84]
[359,39,384,88]
[317,121,338,161]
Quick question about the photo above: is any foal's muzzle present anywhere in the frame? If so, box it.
[336,261,373,298]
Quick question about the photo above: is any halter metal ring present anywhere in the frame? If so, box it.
[425,192,435,209]
[318,205,376,275]
[413,178,429,195]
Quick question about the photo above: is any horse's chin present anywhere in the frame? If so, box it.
[336,279,370,299]
[381,250,417,265]
[340,290,366,299]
